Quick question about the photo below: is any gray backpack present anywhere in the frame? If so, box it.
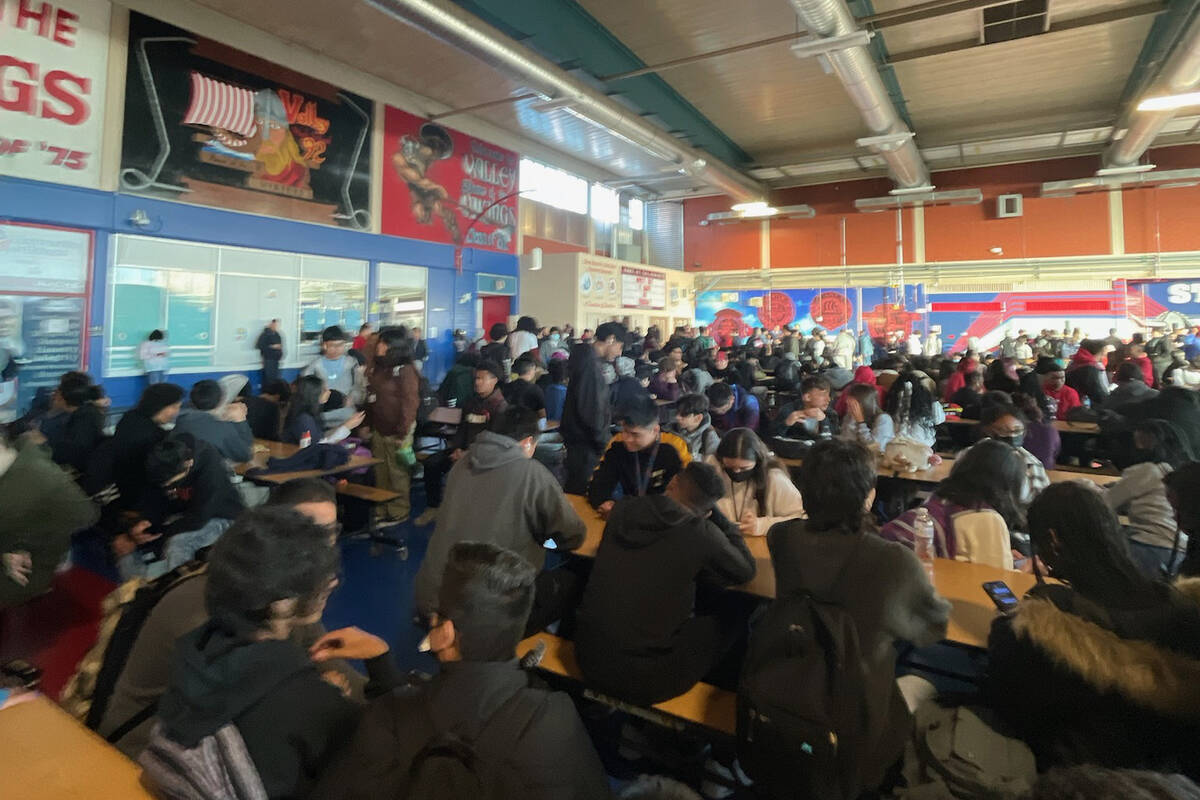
[902,705,1036,800]
[139,721,266,800]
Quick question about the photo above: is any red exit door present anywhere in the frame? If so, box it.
[480,295,511,336]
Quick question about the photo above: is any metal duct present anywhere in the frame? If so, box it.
[363,0,765,204]
[787,0,930,189]
[1105,8,1200,167]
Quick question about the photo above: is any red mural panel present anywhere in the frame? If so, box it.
[381,105,519,253]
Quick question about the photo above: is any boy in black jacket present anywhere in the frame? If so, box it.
[575,462,757,706]
[311,542,610,800]
[563,321,627,493]
[586,394,692,515]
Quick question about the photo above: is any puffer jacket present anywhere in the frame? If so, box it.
[366,362,420,438]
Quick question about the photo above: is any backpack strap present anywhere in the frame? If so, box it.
[106,698,159,744]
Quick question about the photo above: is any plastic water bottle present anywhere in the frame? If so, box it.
[913,507,936,582]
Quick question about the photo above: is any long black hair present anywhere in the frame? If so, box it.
[1028,482,1164,608]
[286,375,325,427]
[1129,419,1194,469]
[935,438,1026,531]
[715,427,788,512]
[884,372,935,425]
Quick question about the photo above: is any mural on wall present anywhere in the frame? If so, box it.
[697,284,1161,353]
[382,106,519,255]
[0,0,111,189]
[120,13,372,229]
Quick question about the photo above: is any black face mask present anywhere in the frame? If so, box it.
[993,434,1025,449]
[726,468,754,483]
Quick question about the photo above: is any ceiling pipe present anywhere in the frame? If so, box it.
[1105,4,1200,167]
[786,0,930,189]
[363,0,765,204]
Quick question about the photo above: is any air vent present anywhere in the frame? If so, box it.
[997,194,1023,218]
[981,0,1049,45]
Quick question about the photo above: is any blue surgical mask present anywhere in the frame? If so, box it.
[549,333,561,345]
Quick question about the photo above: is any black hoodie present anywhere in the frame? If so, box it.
[574,495,755,701]
[157,621,402,798]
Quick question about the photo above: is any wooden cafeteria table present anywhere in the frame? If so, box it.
[944,417,1100,435]
[564,494,1033,649]
[776,454,1120,487]
[0,695,155,799]
[234,439,381,484]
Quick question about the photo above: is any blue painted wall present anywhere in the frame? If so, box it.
[0,175,517,409]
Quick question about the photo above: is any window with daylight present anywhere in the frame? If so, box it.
[519,158,589,215]
[628,197,645,230]
[591,184,620,224]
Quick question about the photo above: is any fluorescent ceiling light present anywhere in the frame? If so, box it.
[1137,92,1200,112]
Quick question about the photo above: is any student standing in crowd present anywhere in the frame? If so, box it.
[410,327,428,372]
[503,357,546,421]
[667,393,721,459]
[139,330,170,386]
[172,379,254,463]
[587,395,692,515]
[542,358,568,423]
[507,315,540,364]
[415,359,508,527]
[562,321,626,494]
[707,427,804,537]
[351,323,371,354]
[143,508,404,799]
[986,483,1200,779]
[302,326,364,427]
[575,462,756,706]
[768,439,951,795]
[314,542,611,800]
[363,327,420,524]
[0,425,97,609]
[414,408,586,632]
[255,319,284,385]
[111,383,184,512]
[1105,419,1193,577]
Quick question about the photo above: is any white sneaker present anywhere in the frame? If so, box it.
[414,508,439,527]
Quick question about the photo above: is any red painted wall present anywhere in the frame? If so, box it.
[682,145,1200,271]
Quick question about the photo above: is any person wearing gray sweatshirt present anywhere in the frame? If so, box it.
[414,407,587,631]
[171,380,254,463]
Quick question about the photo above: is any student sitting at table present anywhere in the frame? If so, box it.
[586,394,691,516]
[705,380,760,435]
[770,375,839,444]
[977,401,1050,505]
[649,357,682,402]
[142,507,403,799]
[1036,357,1082,420]
[172,379,254,463]
[575,462,756,706]
[667,392,721,459]
[839,382,895,453]
[95,480,362,758]
[283,375,364,447]
[313,542,611,800]
[41,371,107,475]
[985,482,1200,780]
[240,379,290,441]
[111,383,184,512]
[610,355,651,417]
[1014,391,1061,471]
[767,439,951,796]
[415,359,508,527]
[414,407,586,633]
[881,439,1026,569]
[117,435,246,579]
[436,351,479,410]
[1105,419,1193,578]
[884,372,945,448]
[950,369,986,419]
[707,427,804,537]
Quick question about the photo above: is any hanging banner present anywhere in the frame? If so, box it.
[381,105,519,253]
[621,266,666,310]
[120,13,372,229]
[0,0,110,188]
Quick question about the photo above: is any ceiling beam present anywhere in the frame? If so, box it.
[887,2,1167,64]
[598,0,1006,83]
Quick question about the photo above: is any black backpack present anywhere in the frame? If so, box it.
[406,689,541,800]
[737,543,870,800]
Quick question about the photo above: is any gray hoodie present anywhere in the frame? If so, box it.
[413,431,587,616]
[667,413,720,459]
[171,409,254,462]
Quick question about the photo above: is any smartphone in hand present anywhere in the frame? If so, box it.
[982,580,1019,614]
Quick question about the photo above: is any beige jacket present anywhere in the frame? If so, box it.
[706,456,805,536]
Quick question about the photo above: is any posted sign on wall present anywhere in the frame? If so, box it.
[0,0,110,188]
[621,266,666,310]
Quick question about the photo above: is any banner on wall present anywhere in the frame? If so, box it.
[0,0,110,188]
[120,13,373,229]
[381,106,519,253]
[579,258,620,311]
[696,287,921,341]
[621,267,666,309]
[1127,280,1200,329]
